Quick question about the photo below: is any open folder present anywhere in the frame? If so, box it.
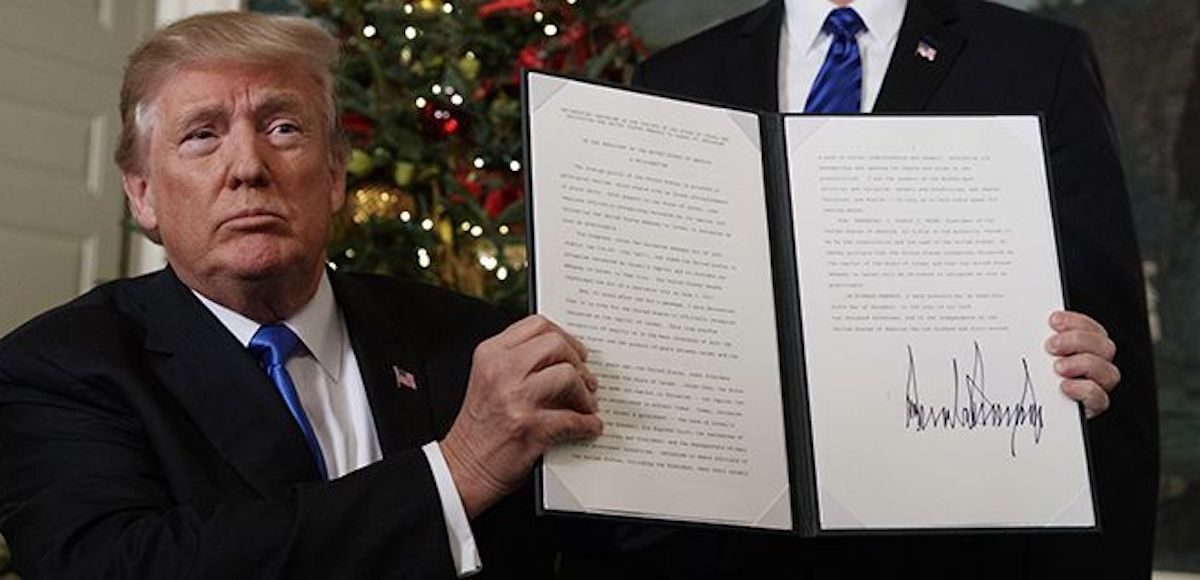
[522,70,1095,536]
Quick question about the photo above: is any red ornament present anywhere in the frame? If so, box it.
[483,182,522,218]
[513,44,548,84]
[455,168,522,218]
[518,44,546,69]
[563,23,591,69]
[420,102,464,139]
[614,23,632,42]
[477,0,535,19]
[562,23,586,43]
[341,112,374,141]
[455,168,484,198]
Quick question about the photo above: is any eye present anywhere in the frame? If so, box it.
[268,121,302,136]
[182,127,217,143]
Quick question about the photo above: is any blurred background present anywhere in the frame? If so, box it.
[0,0,1194,576]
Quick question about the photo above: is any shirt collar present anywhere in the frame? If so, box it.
[784,0,908,54]
[192,271,345,380]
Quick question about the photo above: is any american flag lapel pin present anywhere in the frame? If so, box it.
[916,39,938,62]
[393,365,418,390]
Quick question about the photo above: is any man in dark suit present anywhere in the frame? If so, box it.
[0,11,601,579]
[559,0,1158,578]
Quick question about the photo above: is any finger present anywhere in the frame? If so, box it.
[528,362,598,414]
[1045,329,1117,361]
[535,409,604,446]
[516,331,587,375]
[1060,379,1110,419]
[491,314,555,347]
[511,333,599,393]
[1049,310,1107,336]
[1054,353,1120,391]
[493,315,589,361]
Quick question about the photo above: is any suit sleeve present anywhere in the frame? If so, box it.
[0,346,455,580]
[1034,28,1159,578]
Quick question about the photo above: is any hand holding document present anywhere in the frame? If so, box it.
[523,71,1095,535]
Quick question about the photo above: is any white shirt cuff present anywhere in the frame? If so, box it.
[422,441,482,577]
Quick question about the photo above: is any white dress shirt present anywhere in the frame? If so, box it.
[194,272,481,577]
[780,0,907,112]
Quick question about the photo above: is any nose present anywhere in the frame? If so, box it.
[225,122,271,191]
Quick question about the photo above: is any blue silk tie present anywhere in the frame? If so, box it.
[805,7,867,113]
[249,324,329,480]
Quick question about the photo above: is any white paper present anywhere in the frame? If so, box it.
[529,72,792,529]
[785,115,1093,529]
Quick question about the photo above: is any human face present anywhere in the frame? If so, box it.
[123,61,345,299]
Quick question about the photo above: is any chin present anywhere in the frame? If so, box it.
[220,241,315,282]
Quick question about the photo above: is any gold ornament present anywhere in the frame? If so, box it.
[457,54,480,81]
[436,236,488,298]
[350,183,416,224]
[346,148,374,177]
[502,243,528,271]
[393,161,416,186]
[418,0,440,12]
[435,215,454,244]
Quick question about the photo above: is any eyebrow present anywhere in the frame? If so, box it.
[170,92,311,136]
[172,104,226,137]
[253,93,309,121]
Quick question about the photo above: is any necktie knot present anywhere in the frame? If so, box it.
[249,324,301,369]
[823,7,866,40]
[805,7,866,113]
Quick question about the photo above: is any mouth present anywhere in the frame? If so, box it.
[220,209,286,230]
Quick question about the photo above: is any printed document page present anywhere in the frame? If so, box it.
[529,73,792,529]
[785,116,1093,529]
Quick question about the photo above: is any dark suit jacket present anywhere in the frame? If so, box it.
[0,268,552,579]
[559,0,1159,578]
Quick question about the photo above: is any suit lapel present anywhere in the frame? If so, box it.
[724,0,784,111]
[142,269,319,496]
[331,274,437,457]
[873,0,965,113]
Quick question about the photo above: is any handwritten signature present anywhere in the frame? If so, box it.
[904,342,1045,457]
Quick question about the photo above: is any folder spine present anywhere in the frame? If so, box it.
[759,114,818,536]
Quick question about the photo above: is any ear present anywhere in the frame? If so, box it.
[328,158,347,214]
[123,172,161,244]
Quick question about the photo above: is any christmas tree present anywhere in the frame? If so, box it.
[305,0,645,314]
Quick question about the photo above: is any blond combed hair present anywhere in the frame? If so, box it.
[114,11,346,173]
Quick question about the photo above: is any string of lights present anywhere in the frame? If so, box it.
[309,0,643,313]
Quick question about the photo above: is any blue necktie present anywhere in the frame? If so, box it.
[249,324,329,480]
[805,7,867,113]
